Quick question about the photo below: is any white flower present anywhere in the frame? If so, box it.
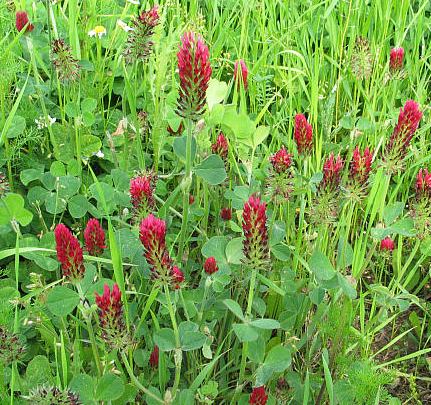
[88,25,107,38]
[35,115,56,129]
[127,0,140,4]
[94,150,105,158]
[117,19,134,32]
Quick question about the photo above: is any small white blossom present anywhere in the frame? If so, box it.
[94,150,105,158]
[127,0,140,4]
[35,115,56,129]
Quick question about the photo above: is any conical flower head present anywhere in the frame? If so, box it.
[54,224,85,281]
[390,47,404,72]
[416,168,431,200]
[267,147,294,203]
[386,100,422,162]
[139,214,184,289]
[84,218,106,256]
[242,195,269,269]
[350,36,373,79]
[176,32,212,120]
[294,114,313,154]
[51,39,80,83]
[249,386,268,405]
[95,284,129,348]
[16,11,34,32]
[130,174,155,220]
[322,153,344,192]
[350,146,373,185]
[220,207,232,221]
[234,59,248,90]
[124,6,160,63]
[211,132,228,160]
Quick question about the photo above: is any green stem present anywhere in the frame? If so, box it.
[121,351,164,404]
[76,283,102,376]
[177,119,194,261]
[164,284,182,397]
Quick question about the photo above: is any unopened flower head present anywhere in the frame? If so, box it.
[149,345,159,368]
[249,386,268,405]
[242,195,269,269]
[416,168,431,200]
[390,47,404,72]
[234,59,248,90]
[350,36,373,80]
[220,207,232,221]
[51,39,80,83]
[411,168,431,239]
[294,114,313,154]
[95,283,129,348]
[204,256,218,275]
[54,224,85,281]
[124,6,159,63]
[139,214,184,289]
[211,133,228,161]
[350,146,373,185]
[176,31,212,120]
[84,218,106,256]
[16,11,34,33]
[88,25,106,38]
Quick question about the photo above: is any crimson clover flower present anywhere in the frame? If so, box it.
[204,257,218,275]
[149,345,159,368]
[139,214,184,289]
[84,218,106,256]
[51,39,80,83]
[95,283,129,348]
[211,132,229,161]
[16,11,34,33]
[267,146,294,202]
[411,168,431,239]
[390,47,404,72]
[54,224,85,281]
[130,174,155,220]
[242,195,269,269]
[220,207,232,221]
[416,168,431,200]
[249,386,268,405]
[350,146,373,186]
[380,237,395,252]
[294,114,313,154]
[322,153,344,192]
[176,32,212,120]
[124,6,160,63]
[234,59,248,90]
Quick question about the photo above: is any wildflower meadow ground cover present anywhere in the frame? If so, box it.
[0,1,431,404]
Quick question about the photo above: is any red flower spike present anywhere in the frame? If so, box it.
[386,100,422,159]
[54,224,85,280]
[234,59,248,90]
[95,283,128,347]
[390,47,404,71]
[176,32,212,120]
[350,146,373,185]
[322,153,344,191]
[16,11,34,33]
[242,195,269,269]
[149,345,159,368]
[220,207,232,221]
[211,132,229,160]
[130,175,154,219]
[84,218,106,256]
[294,114,313,154]
[204,257,218,275]
[380,237,395,251]
[249,386,268,405]
[416,168,431,200]
[139,214,183,289]
[270,146,292,173]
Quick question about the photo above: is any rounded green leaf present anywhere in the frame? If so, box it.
[309,250,336,281]
[195,155,227,185]
[95,374,125,401]
[154,328,176,352]
[46,286,80,317]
